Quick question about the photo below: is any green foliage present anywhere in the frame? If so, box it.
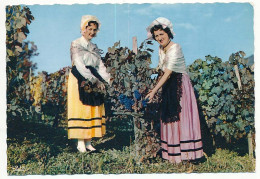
[188,51,254,141]
[103,41,162,159]
[41,67,70,118]
[29,67,70,125]
[7,142,51,167]
[104,40,161,113]
[7,139,255,174]
[6,5,38,122]
[7,117,255,175]
[197,149,255,173]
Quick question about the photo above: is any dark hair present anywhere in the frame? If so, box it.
[150,24,173,40]
[86,20,99,30]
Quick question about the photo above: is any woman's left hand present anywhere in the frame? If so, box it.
[97,81,105,91]
[145,90,156,103]
[100,83,105,91]
[144,69,172,103]
[109,78,113,86]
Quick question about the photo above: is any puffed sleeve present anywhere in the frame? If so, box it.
[157,48,164,70]
[98,60,110,83]
[165,44,186,73]
[70,41,98,83]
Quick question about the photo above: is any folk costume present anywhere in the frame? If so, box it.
[147,17,203,163]
[67,15,110,150]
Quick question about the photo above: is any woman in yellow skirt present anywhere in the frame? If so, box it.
[67,15,110,153]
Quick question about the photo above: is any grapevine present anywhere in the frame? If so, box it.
[188,52,254,143]
[6,5,38,121]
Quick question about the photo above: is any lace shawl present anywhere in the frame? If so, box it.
[158,43,187,74]
[70,36,110,83]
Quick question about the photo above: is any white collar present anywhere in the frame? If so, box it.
[80,36,91,49]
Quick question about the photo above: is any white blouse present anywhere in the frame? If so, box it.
[158,43,187,74]
[70,36,110,83]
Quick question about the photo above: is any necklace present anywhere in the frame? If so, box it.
[163,40,171,53]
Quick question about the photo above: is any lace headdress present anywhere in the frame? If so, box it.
[80,15,101,34]
[146,17,175,40]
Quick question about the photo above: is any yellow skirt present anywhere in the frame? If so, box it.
[67,71,106,139]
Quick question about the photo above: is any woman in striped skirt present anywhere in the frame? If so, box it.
[145,17,203,163]
[67,15,110,153]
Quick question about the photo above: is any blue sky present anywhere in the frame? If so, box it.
[24,3,253,74]
[26,3,254,74]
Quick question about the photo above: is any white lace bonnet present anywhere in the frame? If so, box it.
[80,15,101,33]
[146,17,175,40]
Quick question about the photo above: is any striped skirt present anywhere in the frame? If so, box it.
[161,73,203,163]
[67,71,106,139]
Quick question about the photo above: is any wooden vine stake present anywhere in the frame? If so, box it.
[249,64,254,157]
[133,103,145,163]
[234,64,253,157]
[133,115,140,161]
[234,65,242,90]
[132,36,139,159]
[132,36,137,54]
[248,131,253,158]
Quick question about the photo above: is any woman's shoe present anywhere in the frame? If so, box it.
[86,147,100,153]
[86,148,95,152]
[77,139,87,153]
[77,146,87,153]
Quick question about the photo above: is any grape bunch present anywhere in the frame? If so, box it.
[119,94,134,110]
[245,126,251,133]
[134,90,141,101]
[142,98,149,108]
[134,90,149,109]
[216,118,223,125]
